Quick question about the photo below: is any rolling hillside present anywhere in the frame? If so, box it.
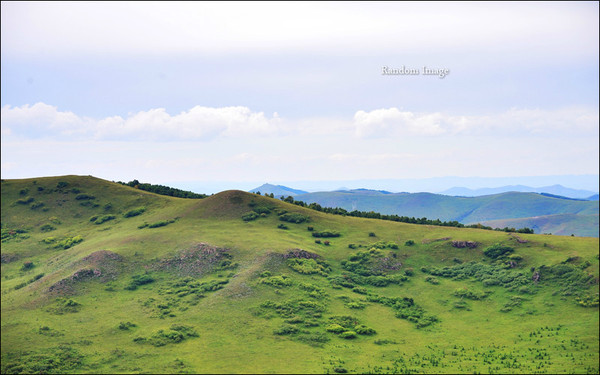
[1,176,598,374]
[481,214,600,237]
[291,190,599,236]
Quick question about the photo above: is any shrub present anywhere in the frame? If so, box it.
[21,261,34,271]
[369,232,376,237]
[16,197,34,205]
[287,258,331,276]
[312,230,340,238]
[75,194,95,200]
[355,325,376,335]
[405,240,415,246]
[30,202,45,210]
[125,274,155,290]
[326,324,346,333]
[324,240,330,246]
[56,181,69,189]
[274,324,299,335]
[260,275,293,288]
[404,268,414,276]
[279,213,310,224]
[118,321,137,330]
[307,226,314,231]
[54,236,83,249]
[315,239,321,244]
[40,224,56,232]
[242,212,259,222]
[425,276,439,285]
[339,331,357,339]
[453,287,488,300]
[94,215,116,225]
[148,219,175,228]
[277,224,288,230]
[483,243,515,259]
[124,207,146,218]
[348,243,356,249]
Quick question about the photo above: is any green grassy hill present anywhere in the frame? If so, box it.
[1,176,599,374]
[293,190,599,236]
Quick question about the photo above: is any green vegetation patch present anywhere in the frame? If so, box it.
[1,345,84,374]
[483,243,515,259]
[312,230,340,238]
[134,324,199,347]
[366,295,438,329]
[1,228,30,243]
[423,261,531,292]
[46,298,82,315]
[123,207,146,218]
[42,235,84,249]
[279,212,310,224]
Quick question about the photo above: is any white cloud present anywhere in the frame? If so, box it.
[352,107,599,138]
[1,103,280,141]
[2,103,598,145]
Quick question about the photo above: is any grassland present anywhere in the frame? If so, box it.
[1,176,598,374]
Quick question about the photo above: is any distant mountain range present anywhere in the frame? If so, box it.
[439,184,598,200]
[248,184,600,237]
[249,183,308,197]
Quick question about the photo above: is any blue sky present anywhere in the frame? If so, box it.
[1,2,598,192]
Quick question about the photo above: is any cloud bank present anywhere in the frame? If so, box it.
[2,103,597,142]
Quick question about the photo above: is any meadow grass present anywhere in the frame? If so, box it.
[1,176,598,374]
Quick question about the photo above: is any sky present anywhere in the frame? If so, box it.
[1,2,599,193]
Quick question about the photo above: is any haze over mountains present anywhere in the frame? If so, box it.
[249,184,600,237]
[439,185,598,200]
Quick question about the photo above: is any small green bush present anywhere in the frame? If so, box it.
[16,197,34,205]
[277,224,288,230]
[125,274,155,290]
[312,230,340,238]
[273,324,299,335]
[75,194,95,201]
[40,224,56,232]
[483,243,515,259]
[279,213,310,224]
[20,261,34,271]
[94,215,116,224]
[326,324,346,333]
[405,240,415,246]
[242,212,259,222]
[124,207,146,218]
[339,331,357,339]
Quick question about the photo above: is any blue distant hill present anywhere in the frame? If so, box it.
[439,184,597,200]
[249,183,308,197]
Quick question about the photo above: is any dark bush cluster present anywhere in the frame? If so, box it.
[75,194,96,201]
[422,262,531,292]
[312,230,340,238]
[124,274,155,290]
[279,212,310,224]
[287,258,331,276]
[118,180,207,199]
[366,295,438,328]
[124,207,146,218]
[483,243,515,259]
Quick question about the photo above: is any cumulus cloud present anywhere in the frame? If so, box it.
[1,103,281,141]
[2,103,597,143]
[352,107,599,138]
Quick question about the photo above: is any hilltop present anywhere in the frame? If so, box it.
[1,176,598,374]
[249,183,308,197]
